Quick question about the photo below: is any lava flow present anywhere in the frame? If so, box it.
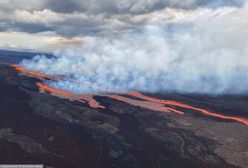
[12,64,52,80]
[129,92,248,126]
[37,82,71,97]
[36,82,184,115]
[37,82,105,109]
[12,64,248,126]
[104,94,184,115]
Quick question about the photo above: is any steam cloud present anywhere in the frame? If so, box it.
[20,2,248,94]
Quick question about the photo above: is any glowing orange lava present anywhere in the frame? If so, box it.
[37,82,72,97]
[27,71,52,79]
[108,94,184,115]
[36,82,182,114]
[12,64,248,126]
[80,96,106,109]
[11,64,52,79]
[37,82,106,109]
[129,92,248,126]
[11,64,26,73]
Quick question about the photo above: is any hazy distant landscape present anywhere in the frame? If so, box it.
[0,50,52,64]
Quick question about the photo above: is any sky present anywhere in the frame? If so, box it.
[0,0,246,52]
[13,0,248,94]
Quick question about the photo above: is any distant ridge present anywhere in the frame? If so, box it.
[0,49,53,64]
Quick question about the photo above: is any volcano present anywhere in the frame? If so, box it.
[0,57,245,168]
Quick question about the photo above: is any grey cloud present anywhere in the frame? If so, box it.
[54,20,105,36]
[12,22,52,33]
[8,0,246,14]
[20,8,248,94]
[0,21,10,31]
[0,0,246,37]
[45,0,87,13]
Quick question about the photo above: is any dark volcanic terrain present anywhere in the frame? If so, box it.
[0,60,247,168]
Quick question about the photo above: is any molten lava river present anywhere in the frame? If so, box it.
[12,64,248,126]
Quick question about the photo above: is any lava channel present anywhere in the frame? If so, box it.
[129,91,248,126]
[37,82,105,109]
[12,64,248,126]
[12,64,52,80]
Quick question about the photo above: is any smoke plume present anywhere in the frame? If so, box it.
[20,3,248,94]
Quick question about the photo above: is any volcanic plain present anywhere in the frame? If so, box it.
[0,61,247,168]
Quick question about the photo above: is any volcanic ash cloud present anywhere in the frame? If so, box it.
[20,4,248,94]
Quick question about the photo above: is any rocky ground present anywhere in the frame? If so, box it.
[0,63,247,168]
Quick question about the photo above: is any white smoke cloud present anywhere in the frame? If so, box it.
[20,3,248,94]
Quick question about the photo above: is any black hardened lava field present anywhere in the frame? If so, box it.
[0,59,247,168]
[0,2,248,167]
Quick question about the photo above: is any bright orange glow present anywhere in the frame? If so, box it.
[11,64,52,79]
[36,81,182,114]
[12,64,248,126]
[86,98,106,109]
[36,83,106,109]
[105,94,184,115]
[37,82,72,97]
[11,64,26,73]
[28,71,52,79]
[129,92,248,126]
[77,95,106,109]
